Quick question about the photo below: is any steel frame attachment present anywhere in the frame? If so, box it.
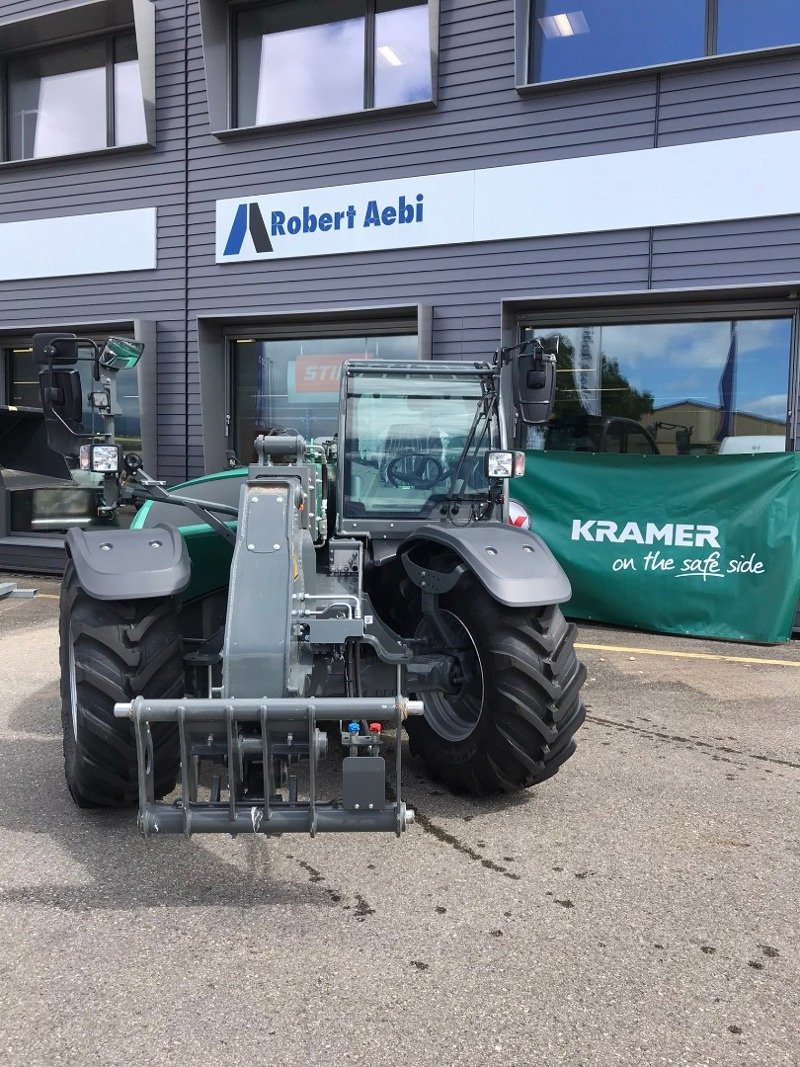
[114,694,423,838]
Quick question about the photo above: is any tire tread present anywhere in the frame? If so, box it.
[406,577,587,796]
[59,561,183,808]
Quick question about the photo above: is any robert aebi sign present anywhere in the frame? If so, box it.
[274,194,424,236]
[215,170,470,263]
[223,195,425,257]
[216,131,800,265]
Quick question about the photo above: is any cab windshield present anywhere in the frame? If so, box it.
[343,371,495,518]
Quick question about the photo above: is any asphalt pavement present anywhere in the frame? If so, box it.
[0,575,797,1066]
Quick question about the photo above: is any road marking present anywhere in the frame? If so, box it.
[576,642,800,668]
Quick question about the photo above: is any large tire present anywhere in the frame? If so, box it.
[59,560,183,807]
[405,576,586,795]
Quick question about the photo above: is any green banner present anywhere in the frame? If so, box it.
[515,452,800,643]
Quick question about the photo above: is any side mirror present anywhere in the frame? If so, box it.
[33,332,79,366]
[101,336,144,369]
[38,366,84,459]
[513,344,557,426]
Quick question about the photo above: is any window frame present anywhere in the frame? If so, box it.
[225,0,439,134]
[0,316,155,569]
[0,0,156,167]
[516,0,800,92]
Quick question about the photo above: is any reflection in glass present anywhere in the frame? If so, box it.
[530,0,705,82]
[7,347,40,408]
[236,2,366,126]
[9,486,103,533]
[9,41,107,160]
[375,1,432,108]
[5,342,142,448]
[114,35,147,146]
[3,338,142,534]
[7,35,146,160]
[523,319,791,455]
[231,334,417,461]
[717,0,800,54]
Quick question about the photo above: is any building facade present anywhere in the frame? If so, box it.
[0,0,798,571]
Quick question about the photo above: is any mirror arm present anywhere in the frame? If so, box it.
[128,474,238,546]
[47,401,103,443]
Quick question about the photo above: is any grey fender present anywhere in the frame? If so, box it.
[399,521,571,608]
[66,524,191,601]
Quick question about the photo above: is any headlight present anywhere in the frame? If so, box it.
[486,451,514,478]
[485,450,526,479]
[79,444,120,473]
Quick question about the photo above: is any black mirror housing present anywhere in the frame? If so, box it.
[39,367,85,459]
[33,332,80,366]
[513,346,557,426]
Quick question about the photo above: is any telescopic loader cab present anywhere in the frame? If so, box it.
[32,331,586,839]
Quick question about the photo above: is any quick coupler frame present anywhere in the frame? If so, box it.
[114,695,424,838]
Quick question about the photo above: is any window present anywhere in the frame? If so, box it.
[718,0,800,54]
[344,370,491,518]
[5,341,142,447]
[520,317,793,455]
[2,339,142,534]
[233,0,433,128]
[229,331,417,461]
[527,1,800,84]
[5,33,146,161]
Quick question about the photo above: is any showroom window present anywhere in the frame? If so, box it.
[232,0,433,128]
[228,331,418,461]
[520,316,794,455]
[5,33,146,161]
[1,340,142,534]
[527,1,800,84]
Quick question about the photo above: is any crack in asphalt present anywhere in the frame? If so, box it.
[589,714,800,771]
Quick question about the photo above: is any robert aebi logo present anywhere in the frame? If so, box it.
[223,193,425,256]
[223,203,273,256]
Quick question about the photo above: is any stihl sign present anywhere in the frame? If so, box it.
[294,355,367,393]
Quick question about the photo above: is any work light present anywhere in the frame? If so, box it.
[79,444,121,473]
[485,450,525,479]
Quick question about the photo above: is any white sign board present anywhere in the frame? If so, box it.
[217,130,800,263]
[217,171,475,262]
[0,207,157,281]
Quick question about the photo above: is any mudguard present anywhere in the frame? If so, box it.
[66,524,191,601]
[400,521,571,608]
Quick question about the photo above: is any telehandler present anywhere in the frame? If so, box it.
[31,331,586,837]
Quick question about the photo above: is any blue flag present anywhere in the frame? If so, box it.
[715,322,737,443]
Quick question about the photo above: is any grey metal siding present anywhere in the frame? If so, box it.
[657,54,800,146]
[651,216,800,289]
[0,0,798,482]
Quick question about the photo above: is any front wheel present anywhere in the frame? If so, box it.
[59,561,183,807]
[405,577,586,795]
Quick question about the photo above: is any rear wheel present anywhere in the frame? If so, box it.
[405,576,586,795]
[59,561,183,807]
